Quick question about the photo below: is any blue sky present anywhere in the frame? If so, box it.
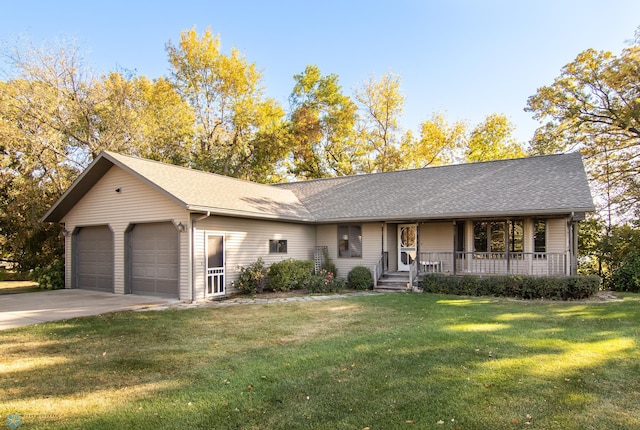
[2,0,639,143]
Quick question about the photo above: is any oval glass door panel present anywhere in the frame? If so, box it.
[398,224,417,271]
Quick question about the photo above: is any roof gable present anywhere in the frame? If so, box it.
[42,151,314,223]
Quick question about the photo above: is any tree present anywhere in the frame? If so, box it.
[0,38,195,269]
[464,113,526,163]
[526,30,640,223]
[0,40,96,269]
[122,74,195,165]
[354,73,409,173]
[404,112,467,168]
[166,27,287,182]
[287,65,358,179]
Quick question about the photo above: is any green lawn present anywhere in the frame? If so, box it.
[1,292,639,429]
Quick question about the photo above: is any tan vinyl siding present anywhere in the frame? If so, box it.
[61,166,189,298]
[194,216,315,298]
[546,218,568,254]
[419,222,453,252]
[316,223,382,280]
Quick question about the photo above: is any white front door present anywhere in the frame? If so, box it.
[206,234,225,296]
[398,224,417,271]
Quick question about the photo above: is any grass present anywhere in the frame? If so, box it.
[1,292,639,429]
[0,280,41,295]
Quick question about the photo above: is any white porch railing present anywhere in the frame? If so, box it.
[372,252,388,288]
[418,252,568,276]
[409,257,419,288]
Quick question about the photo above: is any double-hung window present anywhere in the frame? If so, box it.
[338,225,362,258]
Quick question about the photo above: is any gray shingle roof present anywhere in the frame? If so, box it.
[275,152,595,222]
[44,151,594,224]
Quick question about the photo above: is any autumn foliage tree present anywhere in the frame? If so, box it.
[0,39,194,269]
[287,65,358,179]
[166,27,287,182]
[354,73,409,173]
[526,32,640,224]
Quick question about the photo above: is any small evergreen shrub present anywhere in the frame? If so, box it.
[347,266,373,290]
[234,258,268,294]
[268,259,314,292]
[33,259,65,290]
[308,270,345,293]
[420,274,600,300]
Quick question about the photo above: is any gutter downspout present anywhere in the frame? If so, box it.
[568,211,578,276]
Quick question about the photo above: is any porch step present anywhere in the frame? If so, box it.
[374,272,415,292]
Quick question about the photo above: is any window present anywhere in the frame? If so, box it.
[338,225,362,258]
[474,220,523,254]
[534,220,546,253]
[508,221,524,253]
[474,221,488,252]
[269,239,287,254]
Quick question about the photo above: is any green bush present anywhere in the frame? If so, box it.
[347,266,373,290]
[308,269,345,294]
[268,259,314,292]
[234,258,268,294]
[610,254,640,292]
[419,274,600,300]
[33,259,65,290]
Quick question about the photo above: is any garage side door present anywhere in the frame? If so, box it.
[129,222,179,298]
[75,225,114,292]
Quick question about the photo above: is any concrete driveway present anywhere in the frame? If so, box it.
[0,289,178,330]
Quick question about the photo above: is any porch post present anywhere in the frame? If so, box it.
[453,221,458,274]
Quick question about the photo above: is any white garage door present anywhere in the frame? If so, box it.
[75,226,114,292]
[128,222,179,298]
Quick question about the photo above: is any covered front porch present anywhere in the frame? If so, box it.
[373,217,578,289]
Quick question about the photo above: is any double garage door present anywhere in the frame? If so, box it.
[75,222,179,298]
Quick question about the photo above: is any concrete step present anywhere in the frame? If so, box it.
[374,271,419,292]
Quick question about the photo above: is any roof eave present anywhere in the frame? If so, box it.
[312,207,596,224]
[41,154,113,223]
[187,205,316,224]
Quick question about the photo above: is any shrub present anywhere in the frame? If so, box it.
[347,266,373,290]
[320,247,338,277]
[308,269,345,294]
[33,259,65,290]
[610,254,640,292]
[268,259,314,292]
[419,274,600,300]
[234,258,268,294]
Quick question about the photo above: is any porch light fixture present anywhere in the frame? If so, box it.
[62,228,70,237]
[177,222,186,232]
